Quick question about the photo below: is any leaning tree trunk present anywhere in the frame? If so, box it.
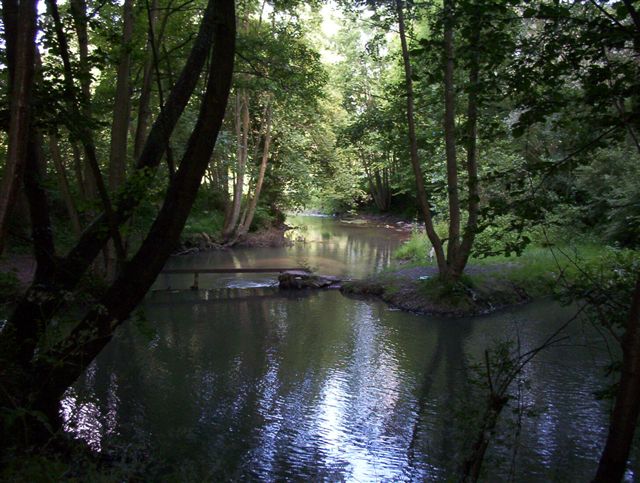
[109,0,134,194]
[134,0,158,160]
[1,0,236,447]
[593,7,640,480]
[45,0,127,261]
[395,0,446,273]
[235,102,273,239]
[69,0,96,199]
[460,393,509,482]
[0,0,224,392]
[223,89,250,240]
[29,0,236,427]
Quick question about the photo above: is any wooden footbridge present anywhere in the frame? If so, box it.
[160,267,311,290]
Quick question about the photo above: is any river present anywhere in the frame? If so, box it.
[63,215,636,481]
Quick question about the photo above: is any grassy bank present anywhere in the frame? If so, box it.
[342,231,638,317]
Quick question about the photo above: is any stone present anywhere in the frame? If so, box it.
[278,271,340,290]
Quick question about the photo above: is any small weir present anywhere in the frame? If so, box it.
[160,267,311,290]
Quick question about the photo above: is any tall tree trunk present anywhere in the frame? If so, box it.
[107,0,135,276]
[594,275,640,482]
[223,89,249,240]
[443,0,461,276]
[362,157,389,211]
[450,23,480,280]
[363,158,381,209]
[71,140,87,199]
[0,0,38,255]
[236,102,273,238]
[395,0,446,272]
[23,131,56,281]
[45,0,127,261]
[1,0,18,79]
[147,0,177,179]
[383,167,391,209]
[70,0,90,107]
[49,134,82,236]
[374,168,391,211]
[109,0,134,193]
[134,0,159,161]
[69,0,96,199]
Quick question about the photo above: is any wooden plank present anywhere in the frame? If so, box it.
[161,267,310,274]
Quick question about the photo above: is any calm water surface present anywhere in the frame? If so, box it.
[65,216,636,481]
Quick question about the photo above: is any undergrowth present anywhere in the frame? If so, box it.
[182,211,225,239]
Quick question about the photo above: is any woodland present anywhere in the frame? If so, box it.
[0,0,639,480]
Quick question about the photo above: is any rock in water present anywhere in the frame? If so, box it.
[278,271,340,289]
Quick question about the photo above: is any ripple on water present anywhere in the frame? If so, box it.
[224,278,278,289]
[65,217,638,481]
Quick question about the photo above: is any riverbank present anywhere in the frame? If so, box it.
[177,211,416,254]
[341,264,537,317]
[175,224,292,254]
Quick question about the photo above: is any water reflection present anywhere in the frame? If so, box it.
[153,215,408,291]
[64,216,636,481]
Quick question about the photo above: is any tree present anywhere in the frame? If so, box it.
[594,274,640,482]
[342,0,516,281]
[0,0,235,453]
[332,16,400,213]
[500,1,640,478]
[395,0,448,273]
[0,0,38,255]
[220,2,326,243]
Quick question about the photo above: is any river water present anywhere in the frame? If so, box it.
[64,215,636,481]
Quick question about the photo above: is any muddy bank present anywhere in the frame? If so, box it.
[341,265,531,317]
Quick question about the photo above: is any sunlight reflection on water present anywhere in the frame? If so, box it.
[63,216,635,481]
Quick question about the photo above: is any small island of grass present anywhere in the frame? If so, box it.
[342,230,634,317]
